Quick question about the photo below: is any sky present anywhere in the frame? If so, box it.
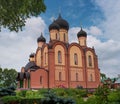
[0,0,120,78]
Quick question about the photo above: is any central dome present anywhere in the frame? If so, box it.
[55,14,69,30]
[49,20,60,31]
[49,14,69,31]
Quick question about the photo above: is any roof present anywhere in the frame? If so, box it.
[37,33,46,43]
[49,14,69,31]
[24,61,39,72]
[77,28,87,38]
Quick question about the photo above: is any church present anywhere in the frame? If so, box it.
[17,14,101,89]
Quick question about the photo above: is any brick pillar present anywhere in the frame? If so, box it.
[48,49,55,88]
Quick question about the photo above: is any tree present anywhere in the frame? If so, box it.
[0,0,46,32]
[95,85,110,104]
[0,67,3,86]
[100,73,107,82]
[0,68,17,87]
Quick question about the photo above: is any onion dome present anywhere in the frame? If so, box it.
[49,20,60,31]
[55,14,69,30]
[37,33,46,43]
[29,53,35,58]
[77,28,87,38]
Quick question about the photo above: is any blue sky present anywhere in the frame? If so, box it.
[0,0,120,78]
[42,0,104,27]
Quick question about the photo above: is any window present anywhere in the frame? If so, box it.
[84,40,86,45]
[76,73,78,81]
[58,51,62,63]
[56,33,57,40]
[90,74,93,81]
[40,76,42,84]
[45,52,46,64]
[56,33,60,40]
[59,72,62,81]
[88,55,92,66]
[64,33,66,41]
[74,53,78,65]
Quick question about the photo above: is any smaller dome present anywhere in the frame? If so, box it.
[37,33,46,43]
[77,28,87,38]
[29,53,35,58]
[49,20,60,31]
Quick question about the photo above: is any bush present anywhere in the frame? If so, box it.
[41,90,75,104]
[21,98,42,104]
[0,86,16,97]
[1,96,21,104]
[16,90,27,97]
[108,89,120,103]
[85,96,96,104]
[52,88,67,97]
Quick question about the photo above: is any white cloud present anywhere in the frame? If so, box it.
[0,17,46,71]
[87,26,102,36]
[90,0,120,78]
[0,0,120,78]
[94,0,120,41]
[87,35,120,78]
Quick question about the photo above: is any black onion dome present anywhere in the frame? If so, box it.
[29,53,35,58]
[55,14,69,30]
[37,33,46,43]
[77,28,87,38]
[49,20,60,31]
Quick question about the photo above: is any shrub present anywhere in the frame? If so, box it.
[0,86,16,97]
[85,95,97,104]
[26,90,44,98]
[21,98,41,104]
[52,88,67,97]
[1,96,21,104]
[108,89,120,103]
[41,90,75,104]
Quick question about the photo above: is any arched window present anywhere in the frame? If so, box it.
[74,53,78,65]
[84,40,86,45]
[90,74,93,81]
[88,55,92,66]
[45,52,46,64]
[64,33,66,41]
[58,51,62,63]
[40,76,42,84]
[56,33,59,40]
[56,33,57,40]
[76,73,78,81]
[59,72,62,81]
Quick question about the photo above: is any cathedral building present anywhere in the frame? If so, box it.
[17,14,100,89]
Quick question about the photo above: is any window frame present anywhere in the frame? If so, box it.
[74,53,78,65]
[58,51,62,63]
[88,55,92,67]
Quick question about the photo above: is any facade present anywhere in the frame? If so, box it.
[17,14,100,89]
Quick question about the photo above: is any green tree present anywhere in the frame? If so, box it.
[94,85,110,104]
[0,67,3,86]
[0,0,46,32]
[0,68,17,87]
